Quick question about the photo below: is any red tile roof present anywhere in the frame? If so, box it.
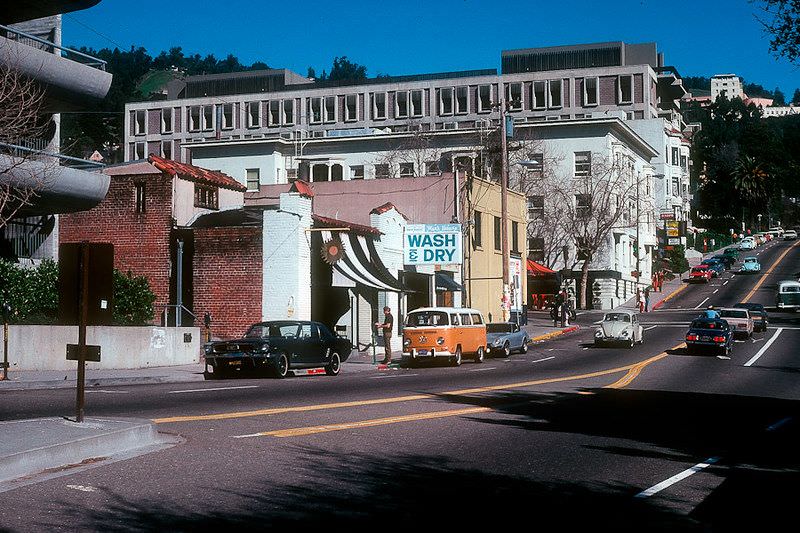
[312,214,382,236]
[290,179,314,198]
[369,202,408,219]
[148,155,246,192]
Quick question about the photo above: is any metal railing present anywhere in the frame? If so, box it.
[0,23,107,71]
[161,305,197,328]
[0,142,104,169]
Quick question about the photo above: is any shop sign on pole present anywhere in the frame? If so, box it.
[404,224,462,265]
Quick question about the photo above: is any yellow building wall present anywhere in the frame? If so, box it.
[462,177,527,322]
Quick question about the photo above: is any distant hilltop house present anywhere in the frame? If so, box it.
[683,73,798,118]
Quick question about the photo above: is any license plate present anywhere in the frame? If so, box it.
[418,349,429,356]
[228,360,242,366]
[700,336,711,341]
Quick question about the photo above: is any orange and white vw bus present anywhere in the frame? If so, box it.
[402,307,487,366]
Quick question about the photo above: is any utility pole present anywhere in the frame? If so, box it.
[499,98,510,322]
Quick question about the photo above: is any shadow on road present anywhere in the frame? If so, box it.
[25,388,800,532]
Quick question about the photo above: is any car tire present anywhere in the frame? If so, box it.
[450,347,462,367]
[502,342,511,358]
[272,353,290,378]
[475,346,485,363]
[628,338,634,349]
[325,352,341,376]
[520,339,529,354]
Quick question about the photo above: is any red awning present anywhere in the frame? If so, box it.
[527,259,556,277]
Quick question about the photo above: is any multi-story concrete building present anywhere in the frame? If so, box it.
[123,40,689,309]
[0,1,112,260]
[711,74,744,101]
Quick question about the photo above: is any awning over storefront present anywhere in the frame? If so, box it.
[435,271,463,292]
[527,259,556,277]
[321,229,402,292]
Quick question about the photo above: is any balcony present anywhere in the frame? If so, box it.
[0,23,112,111]
[1,143,110,216]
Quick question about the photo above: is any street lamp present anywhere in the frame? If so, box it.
[757,213,762,232]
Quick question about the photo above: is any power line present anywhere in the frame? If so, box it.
[64,13,126,50]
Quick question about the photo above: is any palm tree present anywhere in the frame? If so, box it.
[732,156,770,225]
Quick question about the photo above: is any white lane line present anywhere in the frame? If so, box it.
[767,417,793,432]
[371,373,419,379]
[694,297,710,309]
[468,367,497,372]
[723,280,729,286]
[168,385,259,394]
[531,357,555,363]
[85,390,130,394]
[744,328,784,367]
[713,289,719,294]
[644,326,658,331]
[634,457,720,499]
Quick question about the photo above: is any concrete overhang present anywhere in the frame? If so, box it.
[0,1,101,24]
[0,35,112,111]
[1,155,109,216]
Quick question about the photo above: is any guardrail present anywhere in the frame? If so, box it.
[0,23,107,71]
[0,142,104,169]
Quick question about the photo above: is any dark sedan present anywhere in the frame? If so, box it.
[734,302,769,332]
[710,254,735,270]
[204,320,351,379]
[685,317,734,357]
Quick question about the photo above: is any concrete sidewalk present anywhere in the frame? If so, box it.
[0,417,179,493]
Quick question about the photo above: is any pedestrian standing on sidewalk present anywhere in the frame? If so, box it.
[636,288,645,313]
[644,287,650,313]
[374,306,394,364]
[652,273,659,293]
[657,270,664,292]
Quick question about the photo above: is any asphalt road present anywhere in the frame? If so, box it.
[1,239,798,531]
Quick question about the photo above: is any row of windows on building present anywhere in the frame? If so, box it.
[472,211,523,255]
[131,75,641,135]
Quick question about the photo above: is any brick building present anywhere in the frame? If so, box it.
[59,155,247,335]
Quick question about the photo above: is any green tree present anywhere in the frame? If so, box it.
[327,56,368,81]
[755,0,800,63]
[773,86,786,105]
[792,88,800,104]
[113,270,156,326]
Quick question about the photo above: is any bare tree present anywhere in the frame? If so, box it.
[552,152,644,309]
[0,56,51,230]
[373,124,444,178]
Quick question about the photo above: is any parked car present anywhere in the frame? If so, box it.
[783,230,797,240]
[703,260,725,277]
[723,247,740,260]
[403,307,487,366]
[733,302,768,332]
[776,280,800,311]
[740,256,761,274]
[204,320,352,379]
[710,254,735,270]
[718,308,754,338]
[594,311,643,348]
[486,322,530,357]
[739,238,756,251]
[685,317,734,356]
[689,265,713,283]
[768,226,784,237]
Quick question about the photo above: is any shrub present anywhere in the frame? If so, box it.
[0,261,155,326]
[112,269,156,326]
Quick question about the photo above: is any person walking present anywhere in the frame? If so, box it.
[657,270,664,292]
[374,306,394,365]
[636,288,645,313]
[644,287,650,313]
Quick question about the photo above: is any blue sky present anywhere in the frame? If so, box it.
[64,0,798,96]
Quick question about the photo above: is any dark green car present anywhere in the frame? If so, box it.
[723,247,740,260]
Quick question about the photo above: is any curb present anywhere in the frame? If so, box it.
[652,282,689,311]
[0,417,169,487]
[530,325,580,343]
[0,374,204,391]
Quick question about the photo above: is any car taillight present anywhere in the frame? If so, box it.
[686,334,698,341]
[713,336,726,343]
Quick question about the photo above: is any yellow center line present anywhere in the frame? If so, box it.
[155,352,673,425]
[235,407,493,439]
[604,344,682,389]
[742,240,800,303]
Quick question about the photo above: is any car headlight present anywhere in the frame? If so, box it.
[595,330,603,337]
[493,338,504,346]
[403,337,411,347]
[204,344,213,354]
[620,330,630,337]
[257,344,270,352]
[436,337,445,346]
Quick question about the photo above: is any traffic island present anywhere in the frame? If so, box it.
[0,417,179,492]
